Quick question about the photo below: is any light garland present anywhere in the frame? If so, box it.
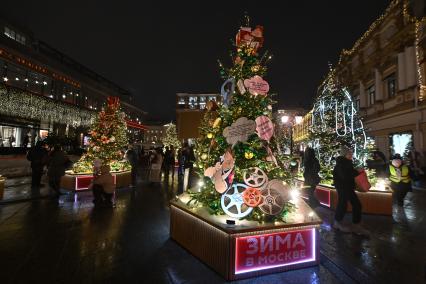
[0,85,95,126]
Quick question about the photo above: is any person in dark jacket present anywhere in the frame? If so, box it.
[332,146,368,236]
[26,141,48,188]
[47,144,69,197]
[125,145,139,187]
[303,147,321,207]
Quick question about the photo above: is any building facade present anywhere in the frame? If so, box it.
[0,18,146,152]
[142,124,166,149]
[176,93,220,142]
[321,0,426,159]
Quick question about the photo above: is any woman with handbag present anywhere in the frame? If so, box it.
[332,145,369,236]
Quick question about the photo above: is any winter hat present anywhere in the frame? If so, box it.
[340,145,352,156]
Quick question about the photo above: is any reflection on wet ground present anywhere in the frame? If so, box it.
[0,175,425,283]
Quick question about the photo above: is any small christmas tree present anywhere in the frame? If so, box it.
[162,122,181,150]
[73,97,130,173]
[309,70,370,183]
[189,21,295,223]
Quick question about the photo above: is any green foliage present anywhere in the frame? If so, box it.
[72,99,130,173]
[190,29,295,223]
[162,123,181,150]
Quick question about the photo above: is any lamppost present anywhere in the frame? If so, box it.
[280,114,303,155]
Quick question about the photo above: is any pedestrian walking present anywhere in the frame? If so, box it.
[332,145,368,236]
[26,141,48,188]
[149,147,163,185]
[389,154,412,207]
[303,147,321,208]
[168,145,176,182]
[47,144,70,197]
[89,164,115,208]
[125,145,139,187]
[163,146,171,180]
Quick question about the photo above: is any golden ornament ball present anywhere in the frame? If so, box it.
[245,151,254,159]
[251,65,260,72]
[207,133,213,139]
[201,153,208,160]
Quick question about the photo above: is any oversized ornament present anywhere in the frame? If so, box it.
[243,167,268,189]
[237,79,246,94]
[213,117,221,128]
[255,115,274,141]
[223,117,256,146]
[235,25,264,52]
[206,100,218,112]
[244,75,269,96]
[244,151,254,159]
[242,187,262,207]
[220,78,235,106]
[266,179,291,202]
[221,183,253,218]
[258,186,286,216]
[204,150,235,193]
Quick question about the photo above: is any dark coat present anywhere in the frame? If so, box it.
[303,157,321,186]
[47,150,69,178]
[333,156,359,191]
[27,147,48,169]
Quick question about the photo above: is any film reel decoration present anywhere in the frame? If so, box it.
[258,180,290,216]
[243,167,268,189]
[221,183,253,218]
[267,179,291,202]
[242,187,262,207]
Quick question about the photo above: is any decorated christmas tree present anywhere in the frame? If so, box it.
[189,21,295,223]
[72,97,131,173]
[309,70,370,183]
[162,122,181,150]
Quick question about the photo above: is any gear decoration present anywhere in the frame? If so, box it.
[243,167,268,189]
[221,183,253,218]
[242,187,262,207]
[258,186,286,216]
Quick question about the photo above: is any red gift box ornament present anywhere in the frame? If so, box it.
[235,25,264,52]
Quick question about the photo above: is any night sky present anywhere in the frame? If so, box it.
[2,0,390,122]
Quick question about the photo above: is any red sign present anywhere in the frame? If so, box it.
[235,228,316,274]
[75,175,117,191]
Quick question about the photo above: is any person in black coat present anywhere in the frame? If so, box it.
[303,147,321,207]
[332,145,368,236]
[26,141,48,188]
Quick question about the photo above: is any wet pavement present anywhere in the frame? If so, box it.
[0,175,426,283]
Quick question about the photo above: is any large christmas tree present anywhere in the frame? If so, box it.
[162,122,181,150]
[189,22,295,223]
[72,97,131,173]
[309,70,370,183]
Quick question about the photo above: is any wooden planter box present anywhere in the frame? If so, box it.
[170,197,322,281]
[60,170,131,191]
[295,179,393,216]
